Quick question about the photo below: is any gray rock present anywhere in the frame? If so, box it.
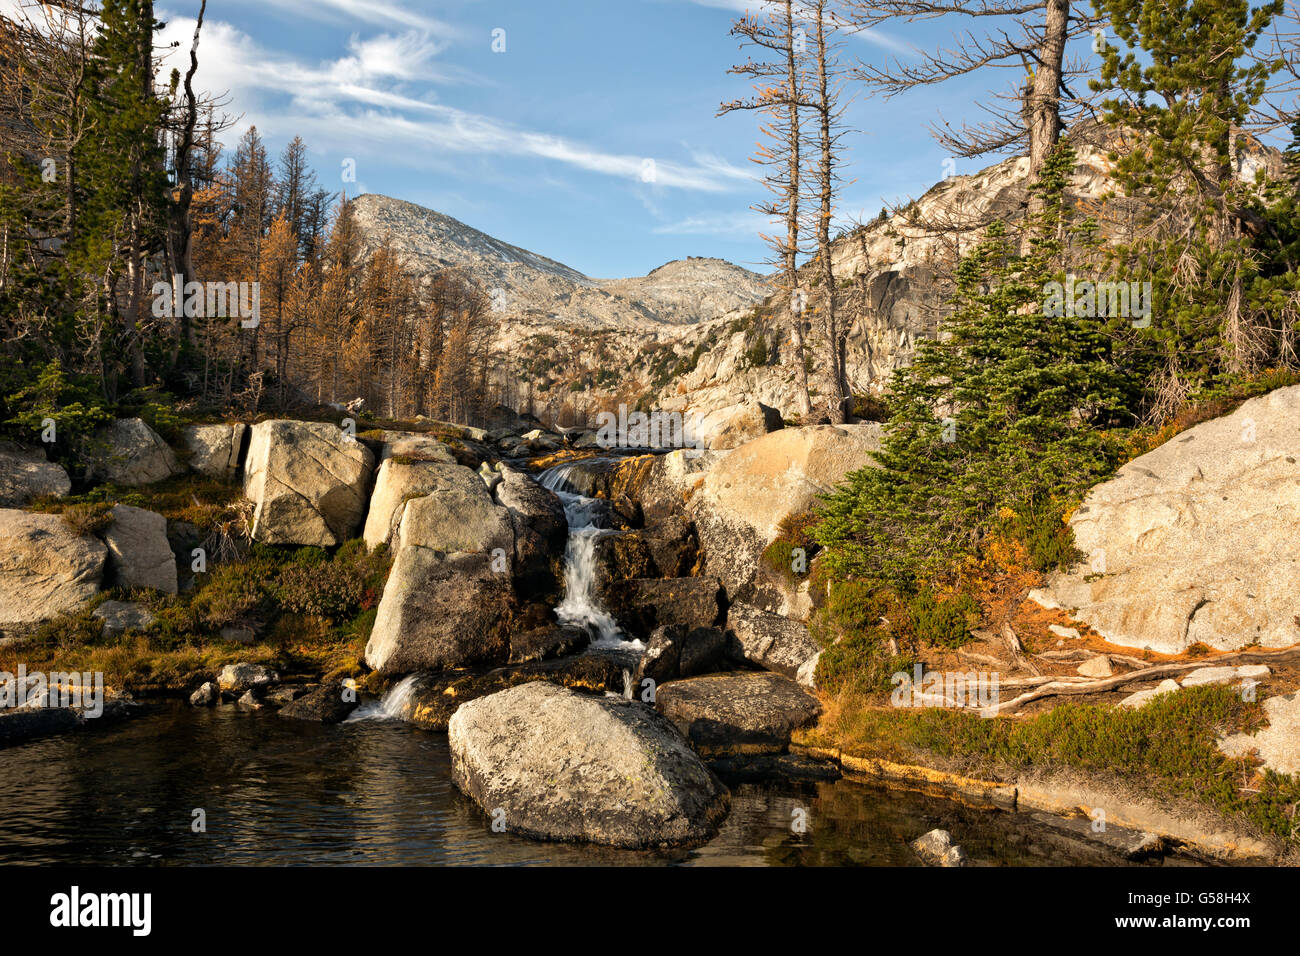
[216,663,278,695]
[93,600,155,638]
[1030,385,1300,653]
[0,510,106,630]
[448,682,730,848]
[690,424,881,609]
[604,577,723,641]
[654,671,821,757]
[237,689,265,710]
[1180,666,1239,687]
[219,625,256,645]
[182,423,247,480]
[376,431,457,465]
[365,550,515,675]
[1077,655,1113,678]
[279,680,358,724]
[911,828,967,867]
[495,467,567,598]
[1118,678,1181,709]
[103,504,178,595]
[1219,691,1300,773]
[243,420,375,546]
[86,418,182,486]
[189,682,217,706]
[635,625,727,686]
[0,444,71,507]
[508,624,589,664]
[724,601,822,686]
[394,469,514,556]
[363,459,478,551]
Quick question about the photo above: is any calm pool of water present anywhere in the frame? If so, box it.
[0,705,1165,866]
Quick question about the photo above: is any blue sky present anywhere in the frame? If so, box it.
[139,0,1048,278]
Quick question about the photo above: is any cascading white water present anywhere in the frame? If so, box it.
[538,461,639,649]
[343,673,420,722]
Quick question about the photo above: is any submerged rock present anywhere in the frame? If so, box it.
[448,682,729,848]
[654,671,821,757]
[911,828,968,867]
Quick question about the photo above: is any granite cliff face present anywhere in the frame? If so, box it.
[351,128,1279,438]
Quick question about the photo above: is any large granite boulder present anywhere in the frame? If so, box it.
[654,671,822,757]
[0,443,71,507]
[725,601,822,687]
[103,504,177,594]
[365,551,515,675]
[393,468,514,556]
[689,424,882,610]
[243,420,375,546]
[0,510,106,631]
[363,460,476,551]
[1030,386,1300,654]
[86,418,182,486]
[182,423,247,480]
[448,682,730,848]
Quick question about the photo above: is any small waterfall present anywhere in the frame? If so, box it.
[344,674,420,722]
[538,461,640,649]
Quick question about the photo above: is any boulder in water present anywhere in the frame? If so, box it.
[448,682,730,848]
[279,680,358,724]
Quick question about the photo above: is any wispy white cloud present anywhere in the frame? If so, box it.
[677,0,913,54]
[156,16,747,193]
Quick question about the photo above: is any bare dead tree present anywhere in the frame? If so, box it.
[720,0,814,419]
[802,0,853,422]
[841,0,1099,180]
